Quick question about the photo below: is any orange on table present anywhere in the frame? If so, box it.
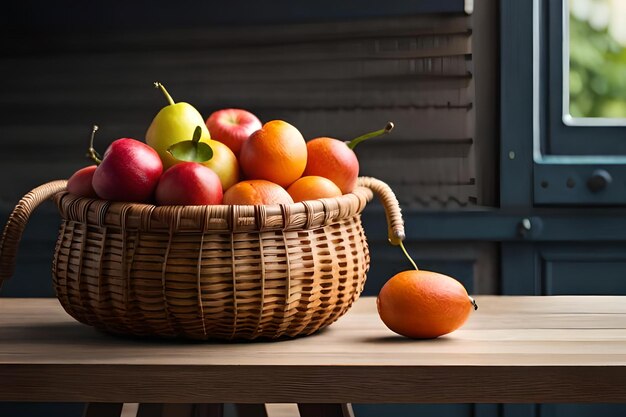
[287,176,343,203]
[377,270,475,339]
[239,120,307,188]
[223,180,294,205]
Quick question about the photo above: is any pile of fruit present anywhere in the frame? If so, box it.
[67,82,393,207]
[65,82,478,340]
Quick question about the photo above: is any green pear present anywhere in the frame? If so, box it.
[146,82,211,169]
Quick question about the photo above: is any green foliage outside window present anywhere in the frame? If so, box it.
[569,9,626,118]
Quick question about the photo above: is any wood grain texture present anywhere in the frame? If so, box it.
[3,296,625,403]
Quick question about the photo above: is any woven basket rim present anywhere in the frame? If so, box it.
[53,184,374,233]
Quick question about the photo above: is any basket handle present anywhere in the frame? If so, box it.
[0,180,67,286]
[357,177,405,245]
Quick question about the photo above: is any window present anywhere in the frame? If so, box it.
[566,0,626,122]
[532,0,626,205]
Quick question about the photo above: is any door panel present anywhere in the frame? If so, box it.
[540,244,626,295]
[539,404,626,417]
[544,261,626,295]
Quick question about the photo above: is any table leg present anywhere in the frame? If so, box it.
[297,404,354,417]
[83,403,124,417]
[265,404,300,417]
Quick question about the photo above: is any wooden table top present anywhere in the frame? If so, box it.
[1,296,626,403]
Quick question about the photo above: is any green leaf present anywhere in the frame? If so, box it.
[167,140,214,163]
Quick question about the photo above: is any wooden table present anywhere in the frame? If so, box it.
[1,296,626,416]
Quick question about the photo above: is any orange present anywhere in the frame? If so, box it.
[377,270,475,339]
[287,176,343,203]
[239,120,307,187]
[223,180,294,205]
[304,137,359,194]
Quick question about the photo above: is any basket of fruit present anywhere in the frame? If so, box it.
[0,83,405,340]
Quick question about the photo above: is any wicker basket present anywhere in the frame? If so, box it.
[0,177,404,340]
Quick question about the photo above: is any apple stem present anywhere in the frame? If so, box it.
[154,81,175,106]
[346,122,394,150]
[86,125,102,165]
[399,241,419,271]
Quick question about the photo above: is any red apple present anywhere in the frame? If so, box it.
[206,108,262,157]
[92,138,163,203]
[155,162,223,206]
[67,165,98,198]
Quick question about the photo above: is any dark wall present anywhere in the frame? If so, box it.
[1,1,464,32]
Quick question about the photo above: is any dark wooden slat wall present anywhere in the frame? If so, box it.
[0,14,484,208]
[1,1,467,32]
[0,10,499,300]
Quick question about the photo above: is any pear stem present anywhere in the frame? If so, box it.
[399,241,419,271]
[346,122,394,150]
[86,125,102,165]
[192,126,202,144]
[154,81,175,106]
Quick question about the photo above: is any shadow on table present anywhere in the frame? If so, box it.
[0,320,322,346]
[359,334,460,344]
